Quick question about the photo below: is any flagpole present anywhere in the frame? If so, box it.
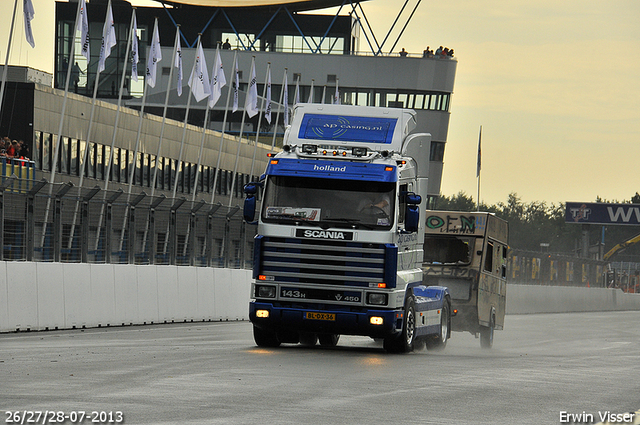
[140,24,180,256]
[150,25,180,199]
[0,0,19,118]
[171,34,204,201]
[210,50,237,205]
[307,79,314,103]
[40,0,84,249]
[227,110,247,208]
[228,56,255,208]
[293,75,300,106]
[183,36,213,258]
[69,0,114,250]
[93,8,136,252]
[477,125,482,212]
[283,71,289,127]
[119,17,160,252]
[270,68,287,151]
[249,62,270,180]
[191,40,216,201]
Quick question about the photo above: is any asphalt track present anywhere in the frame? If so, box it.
[1,311,639,425]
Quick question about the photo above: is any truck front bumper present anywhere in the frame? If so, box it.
[250,301,402,338]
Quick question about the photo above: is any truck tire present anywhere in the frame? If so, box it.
[480,312,495,349]
[318,333,340,347]
[383,297,416,353]
[426,297,450,351]
[299,332,318,346]
[253,325,280,347]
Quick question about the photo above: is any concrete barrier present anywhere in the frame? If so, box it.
[2,262,640,333]
[507,283,640,314]
[0,262,251,333]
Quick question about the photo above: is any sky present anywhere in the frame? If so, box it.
[1,0,639,206]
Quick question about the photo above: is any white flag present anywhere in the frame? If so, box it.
[283,71,289,126]
[245,58,259,118]
[146,19,162,88]
[23,0,35,48]
[294,77,300,105]
[98,1,117,73]
[208,47,226,108]
[175,35,183,96]
[333,79,340,104]
[265,67,272,124]
[131,12,139,82]
[78,0,90,61]
[232,56,239,113]
[307,79,314,103]
[188,39,210,102]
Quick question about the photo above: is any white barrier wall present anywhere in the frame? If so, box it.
[506,283,640,314]
[0,262,251,333]
[2,262,640,333]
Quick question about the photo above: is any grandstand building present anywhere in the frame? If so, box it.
[0,0,456,265]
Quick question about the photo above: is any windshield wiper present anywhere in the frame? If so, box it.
[323,218,374,230]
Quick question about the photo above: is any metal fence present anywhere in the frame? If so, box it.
[0,175,255,268]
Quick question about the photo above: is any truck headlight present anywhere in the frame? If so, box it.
[370,316,384,325]
[367,293,387,305]
[256,285,276,298]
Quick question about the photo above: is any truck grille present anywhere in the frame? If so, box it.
[259,237,388,287]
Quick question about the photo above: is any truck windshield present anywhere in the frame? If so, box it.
[423,236,475,265]
[261,176,395,229]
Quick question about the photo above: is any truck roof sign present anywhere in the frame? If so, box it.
[267,158,396,182]
[298,114,397,145]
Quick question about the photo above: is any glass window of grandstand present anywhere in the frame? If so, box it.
[111,148,120,182]
[275,35,344,54]
[58,138,69,174]
[430,142,445,162]
[70,139,78,176]
[221,33,260,51]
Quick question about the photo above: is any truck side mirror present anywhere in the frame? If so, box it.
[243,183,259,224]
[404,193,421,233]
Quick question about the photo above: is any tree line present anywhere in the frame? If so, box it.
[435,192,640,261]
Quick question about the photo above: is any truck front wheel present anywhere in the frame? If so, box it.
[299,332,318,346]
[253,325,281,347]
[426,298,450,351]
[383,297,416,353]
[318,333,340,347]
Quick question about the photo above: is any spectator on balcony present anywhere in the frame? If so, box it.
[18,140,29,160]
[6,140,17,158]
[399,48,408,57]
[71,61,83,93]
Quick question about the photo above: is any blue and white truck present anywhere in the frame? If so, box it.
[243,104,451,353]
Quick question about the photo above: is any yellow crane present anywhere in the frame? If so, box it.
[603,233,640,261]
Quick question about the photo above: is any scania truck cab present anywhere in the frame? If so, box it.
[243,104,451,353]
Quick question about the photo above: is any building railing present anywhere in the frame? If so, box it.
[0,175,255,268]
[1,157,37,193]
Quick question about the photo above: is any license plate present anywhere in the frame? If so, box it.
[305,312,336,321]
